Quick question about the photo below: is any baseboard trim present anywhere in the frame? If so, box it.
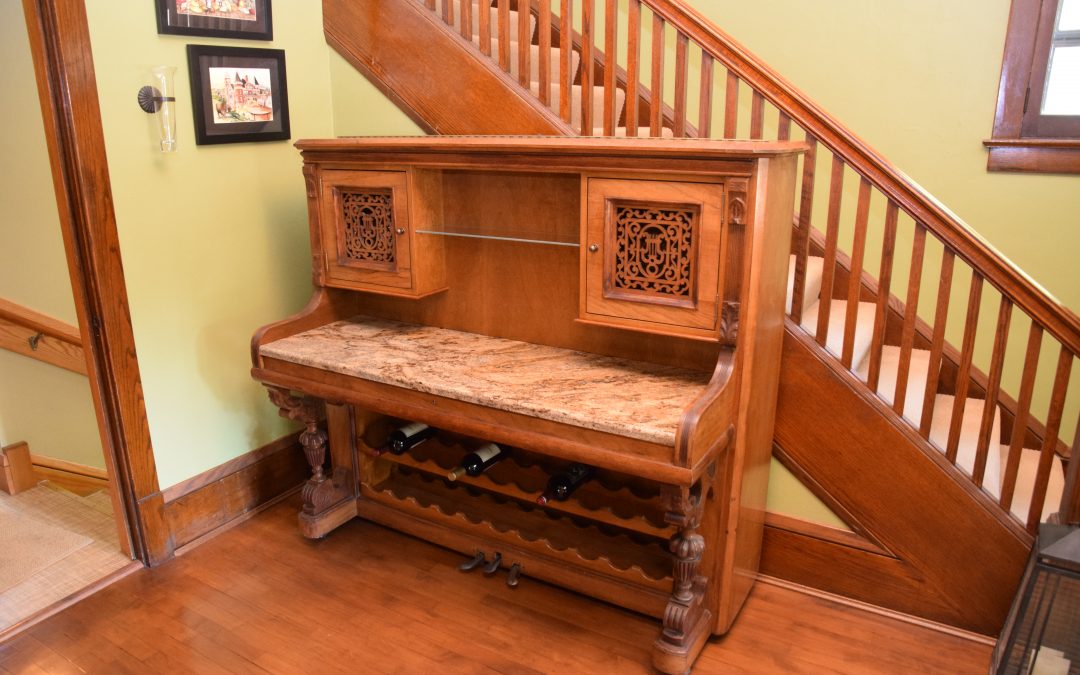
[30,454,108,480]
[173,486,302,558]
[755,575,997,646]
[162,431,308,551]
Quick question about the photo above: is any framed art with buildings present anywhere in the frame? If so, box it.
[156,0,273,40]
[187,45,290,145]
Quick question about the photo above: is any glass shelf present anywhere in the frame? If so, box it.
[416,223,579,248]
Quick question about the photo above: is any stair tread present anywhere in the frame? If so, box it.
[999,446,1066,523]
[509,43,581,91]
[924,394,1001,490]
[800,298,877,370]
[437,2,536,43]
[855,344,932,424]
[786,254,825,315]
[530,82,626,133]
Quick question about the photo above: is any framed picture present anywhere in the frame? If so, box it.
[156,0,272,41]
[187,45,290,145]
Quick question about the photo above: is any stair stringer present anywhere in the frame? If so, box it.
[766,322,1030,635]
[324,0,574,136]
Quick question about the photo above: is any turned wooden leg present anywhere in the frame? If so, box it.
[266,386,354,536]
[653,479,713,675]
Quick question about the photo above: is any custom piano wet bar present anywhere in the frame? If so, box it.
[250,136,803,673]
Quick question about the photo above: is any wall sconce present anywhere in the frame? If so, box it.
[137,66,178,152]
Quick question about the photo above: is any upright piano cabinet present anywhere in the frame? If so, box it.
[251,136,804,673]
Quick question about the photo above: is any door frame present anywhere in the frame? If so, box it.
[22,0,171,564]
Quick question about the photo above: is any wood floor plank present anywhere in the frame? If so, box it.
[1,497,992,674]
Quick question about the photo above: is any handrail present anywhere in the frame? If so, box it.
[640,0,1080,356]
[0,297,87,375]
[415,0,1077,531]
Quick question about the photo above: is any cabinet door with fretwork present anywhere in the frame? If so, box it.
[319,170,414,291]
[581,177,728,340]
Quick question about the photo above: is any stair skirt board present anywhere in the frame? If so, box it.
[793,254,1065,525]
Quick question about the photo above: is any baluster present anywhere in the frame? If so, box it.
[750,91,764,140]
[442,0,452,26]
[777,111,791,141]
[918,250,954,437]
[1059,411,1080,524]
[498,0,510,71]
[1000,324,1044,512]
[866,202,898,392]
[723,71,738,138]
[602,0,617,135]
[673,33,688,137]
[581,0,594,135]
[893,224,927,416]
[460,0,471,40]
[426,0,435,11]
[840,178,871,368]
[814,155,845,349]
[789,135,817,325]
[698,54,713,138]
[973,298,1013,487]
[625,0,640,137]
[945,275,983,463]
[650,14,664,136]
[538,0,551,106]
[1026,347,1073,531]
[479,0,492,56]
[518,0,531,87]
[559,0,572,123]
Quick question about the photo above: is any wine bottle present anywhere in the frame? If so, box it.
[447,443,505,481]
[536,464,594,505]
[384,422,436,455]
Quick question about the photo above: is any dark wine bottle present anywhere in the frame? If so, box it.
[385,422,436,455]
[536,464,594,505]
[447,442,505,481]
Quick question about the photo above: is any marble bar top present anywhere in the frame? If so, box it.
[260,317,712,446]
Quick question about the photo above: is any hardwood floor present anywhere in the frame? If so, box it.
[0,496,992,673]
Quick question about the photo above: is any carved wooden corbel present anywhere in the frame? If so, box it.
[266,385,350,518]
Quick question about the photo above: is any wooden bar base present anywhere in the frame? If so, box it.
[653,609,713,675]
[299,496,358,539]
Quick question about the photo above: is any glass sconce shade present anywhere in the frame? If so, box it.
[138,66,178,152]
[991,524,1080,674]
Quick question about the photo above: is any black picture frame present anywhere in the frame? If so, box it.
[156,0,272,41]
[187,45,290,146]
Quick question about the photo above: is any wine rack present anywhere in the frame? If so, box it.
[366,431,675,540]
[352,423,679,616]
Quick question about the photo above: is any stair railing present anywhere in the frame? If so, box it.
[423,0,1079,532]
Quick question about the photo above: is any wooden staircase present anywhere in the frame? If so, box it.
[323,0,1080,636]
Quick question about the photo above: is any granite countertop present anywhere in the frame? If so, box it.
[260,317,711,446]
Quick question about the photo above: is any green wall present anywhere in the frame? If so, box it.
[0,1,103,469]
[83,0,335,488]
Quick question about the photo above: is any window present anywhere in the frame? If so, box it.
[986,0,1080,173]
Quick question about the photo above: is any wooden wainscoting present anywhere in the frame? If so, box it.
[161,430,310,553]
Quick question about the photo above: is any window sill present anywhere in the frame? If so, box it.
[983,138,1080,174]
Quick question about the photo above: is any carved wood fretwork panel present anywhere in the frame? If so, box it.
[608,200,700,307]
[340,189,396,269]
